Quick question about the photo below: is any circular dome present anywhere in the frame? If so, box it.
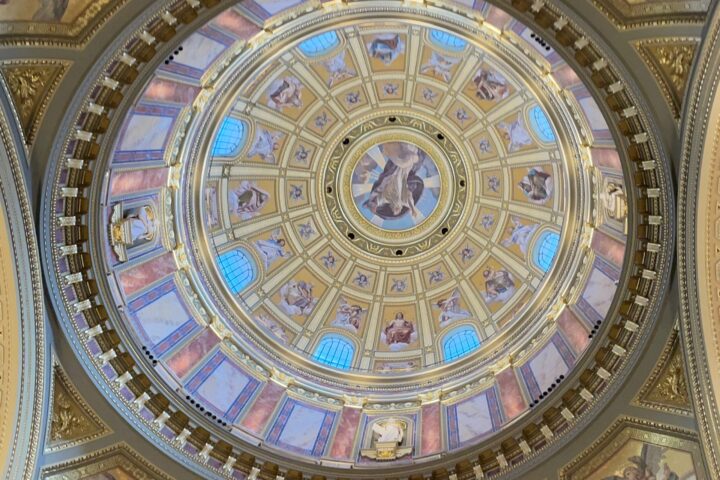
[42,1,672,478]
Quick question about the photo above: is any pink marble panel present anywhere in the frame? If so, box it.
[496,368,526,421]
[329,407,361,459]
[557,309,590,355]
[109,168,168,196]
[591,229,625,268]
[240,382,285,435]
[165,328,220,379]
[143,78,201,104]
[212,9,261,39]
[552,64,581,89]
[590,148,622,171]
[118,251,175,297]
[485,6,512,29]
[420,403,442,456]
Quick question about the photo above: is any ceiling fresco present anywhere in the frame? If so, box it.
[39,0,675,478]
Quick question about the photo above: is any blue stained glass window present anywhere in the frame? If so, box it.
[533,231,560,272]
[312,334,354,369]
[429,29,467,51]
[212,117,247,157]
[443,326,481,361]
[529,106,556,142]
[216,248,256,294]
[298,31,340,57]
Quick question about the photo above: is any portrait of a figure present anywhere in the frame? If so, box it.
[381,312,417,350]
[517,168,553,204]
[278,280,318,317]
[247,128,283,164]
[502,217,539,255]
[420,51,459,82]
[482,268,516,304]
[472,67,511,101]
[352,141,440,230]
[331,296,366,333]
[229,181,270,220]
[497,118,533,152]
[254,228,290,270]
[434,288,472,327]
[267,76,303,110]
[256,313,289,344]
[322,52,356,87]
[367,33,405,64]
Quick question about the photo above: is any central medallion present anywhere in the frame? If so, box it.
[321,113,470,259]
[351,141,440,232]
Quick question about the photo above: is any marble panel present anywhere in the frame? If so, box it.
[420,403,442,455]
[557,308,591,355]
[118,114,174,152]
[528,341,569,394]
[118,251,175,297]
[329,407,361,459]
[165,328,219,379]
[240,382,285,434]
[109,168,168,197]
[267,399,335,456]
[496,367,527,420]
[582,266,617,318]
[591,229,625,268]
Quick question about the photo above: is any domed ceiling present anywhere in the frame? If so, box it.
[41,1,672,478]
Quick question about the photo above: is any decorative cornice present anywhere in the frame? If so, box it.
[591,0,709,30]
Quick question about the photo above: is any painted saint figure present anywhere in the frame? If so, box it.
[332,297,366,333]
[267,76,303,110]
[256,313,289,344]
[248,129,283,164]
[323,52,356,87]
[435,288,472,327]
[367,34,405,64]
[482,268,516,304]
[472,67,511,101]
[381,312,417,350]
[502,217,539,255]
[497,118,533,152]
[254,228,289,270]
[229,181,269,220]
[517,168,553,204]
[278,280,317,317]
[420,51,459,82]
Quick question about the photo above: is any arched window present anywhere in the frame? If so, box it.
[312,334,354,369]
[528,106,556,143]
[429,29,467,51]
[533,231,560,272]
[298,31,340,57]
[212,117,247,157]
[442,326,481,361]
[216,248,256,294]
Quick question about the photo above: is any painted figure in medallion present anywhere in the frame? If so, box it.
[331,296,366,333]
[267,76,303,110]
[497,118,533,152]
[256,313,289,344]
[472,67,511,101]
[517,168,553,204]
[248,129,283,164]
[482,268,516,304]
[381,312,417,350]
[434,288,472,327]
[278,280,318,317]
[502,217,539,255]
[229,181,270,220]
[321,250,336,270]
[367,34,405,64]
[323,52,356,87]
[420,51,459,82]
[254,228,290,270]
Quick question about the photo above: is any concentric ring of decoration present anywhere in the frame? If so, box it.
[41,0,672,478]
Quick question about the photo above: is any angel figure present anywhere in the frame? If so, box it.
[267,76,303,110]
[502,217,539,255]
[278,280,317,317]
[248,129,283,164]
[517,168,553,204]
[323,52,356,87]
[254,228,289,270]
[435,288,472,327]
[331,297,366,333]
[497,118,533,152]
[363,142,425,219]
[229,181,270,220]
[420,51,459,82]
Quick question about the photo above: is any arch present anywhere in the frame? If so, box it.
[312,333,355,369]
[532,230,560,272]
[216,248,257,294]
[298,30,340,57]
[212,117,247,157]
[528,105,556,143]
[429,29,467,51]
[442,325,481,361]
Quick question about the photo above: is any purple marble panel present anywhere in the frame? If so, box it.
[329,407,361,459]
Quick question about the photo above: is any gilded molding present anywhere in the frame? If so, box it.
[632,327,692,415]
[44,360,111,453]
[634,38,699,120]
[0,60,70,147]
[591,0,709,29]
[559,417,705,479]
[0,0,129,48]
[41,442,174,480]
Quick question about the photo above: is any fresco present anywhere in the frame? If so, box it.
[351,141,441,231]
[496,113,536,153]
[227,179,276,221]
[0,0,104,22]
[251,227,293,272]
[379,305,419,352]
[419,47,462,82]
[329,295,369,335]
[513,166,554,205]
[365,33,406,70]
[464,63,514,111]
[432,288,473,328]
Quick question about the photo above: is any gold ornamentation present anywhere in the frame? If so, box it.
[0,61,69,146]
[42,442,173,479]
[591,0,709,29]
[634,39,699,118]
[633,329,692,415]
[46,362,110,452]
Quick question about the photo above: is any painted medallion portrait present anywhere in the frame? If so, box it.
[351,141,441,231]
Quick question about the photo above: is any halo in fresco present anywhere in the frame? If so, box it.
[351,141,440,231]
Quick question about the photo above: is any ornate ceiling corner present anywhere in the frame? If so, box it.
[0,0,129,48]
[559,418,705,479]
[0,60,70,147]
[634,38,699,119]
[632,327,692,415]
[41,442,174,480]
[591,0,709,29]
[44,360,111,453]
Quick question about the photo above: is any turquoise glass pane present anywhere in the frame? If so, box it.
[529,106,556,142]
[212,117,247,157]
[429,29,467,51]
[533,231,560,272]
[312,334,354,369]
[216,248,256,294]
[298,31,340,57]
[443,326,481,361]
